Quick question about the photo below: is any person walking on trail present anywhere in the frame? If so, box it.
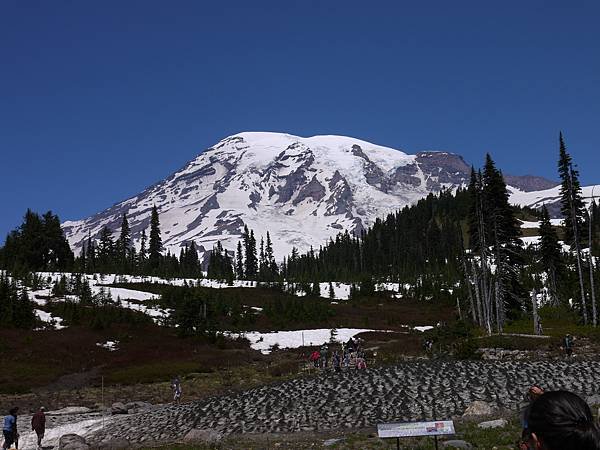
[2,407,18,450]
[309,350,320,368]
[564,334,574,358]
[31,407,46,449]
[320,344,329,369]
[171,376,182,405]
[518,385,545,450]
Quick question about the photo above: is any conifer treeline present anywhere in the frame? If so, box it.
[0,210,74,275]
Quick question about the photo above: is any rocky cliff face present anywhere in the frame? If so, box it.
[62,132,562,260]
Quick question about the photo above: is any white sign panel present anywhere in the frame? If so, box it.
[377,420,455,438]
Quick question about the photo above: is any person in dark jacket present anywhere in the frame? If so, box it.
[564,334,574,358]
[2,407,18,450]
[31,407,46,449]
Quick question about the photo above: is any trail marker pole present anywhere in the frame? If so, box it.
[102,376,105,429]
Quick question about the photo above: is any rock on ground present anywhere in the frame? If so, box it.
[59,433,90,450]
[183,428,223,443]
[462,400,494,417]
[478,418,508,429]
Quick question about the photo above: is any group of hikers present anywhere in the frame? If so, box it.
[518,385,600,450]
[2,406,45,450]
[308,337,367,371]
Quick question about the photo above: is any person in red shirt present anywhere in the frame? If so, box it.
[31,407,45,450]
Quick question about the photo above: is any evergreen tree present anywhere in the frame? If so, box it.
[97,226,114,272]
[265,232,278,280]
[116,214,131,271]
[235,241,244,279]
[243,227,258,279]
[558,133,588,323]
[482,154,524,326]
[0,209,74,273]
[148,205,162,271]
[86,233,96,274]
[139,230,147,272]
[538,205,563,305]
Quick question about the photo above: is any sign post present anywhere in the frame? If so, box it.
[377,420,455,449]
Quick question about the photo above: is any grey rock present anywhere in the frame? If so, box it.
[93,438,131,449]
[59,434,90,450]
[183,429,223,443]
[323,437,345,446]
[478,418,508,429]
[110,402,128,415]
[462,400,494,417]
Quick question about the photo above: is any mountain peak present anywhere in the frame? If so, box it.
[61,132,565,261]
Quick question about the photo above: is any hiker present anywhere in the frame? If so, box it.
[356,354,367,370]
[31,406,46,449]
[171,376,182,404]
[525,390,600,450]
[309,349,320,368]
[518,385,544,450]
[320,344,329,369]
[332,350,341,372]
[346,337,355,353]
[563,334,574,358]
[2,407,18,450]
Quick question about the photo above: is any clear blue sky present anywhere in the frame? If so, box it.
[1,0,599,239]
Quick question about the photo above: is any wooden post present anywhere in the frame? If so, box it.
[102,376,105,429]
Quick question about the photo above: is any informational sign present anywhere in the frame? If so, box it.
[377,420,455,438]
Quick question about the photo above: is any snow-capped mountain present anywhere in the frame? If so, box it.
[62,131,590,261]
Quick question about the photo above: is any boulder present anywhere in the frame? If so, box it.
[478,418,508,429]
[183,428,223,443]
[462,400,494,417]
[125,401,152,414]
[59,434,90,450]
[110,402,128,415]
[442,440,473,449]
[587,394,600,406]
[93,438,131,449]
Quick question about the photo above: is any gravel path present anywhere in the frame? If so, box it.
[86,359,600,446]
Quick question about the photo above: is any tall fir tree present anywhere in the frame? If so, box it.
[116,213,131,271]
[148,205,162,271]
[538,205,563,305]
[235,241,244,279]
[558,133,588,323]
[97,226,114,272]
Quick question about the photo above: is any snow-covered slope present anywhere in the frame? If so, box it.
[62,131,570,261]
[509,184,600,217]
